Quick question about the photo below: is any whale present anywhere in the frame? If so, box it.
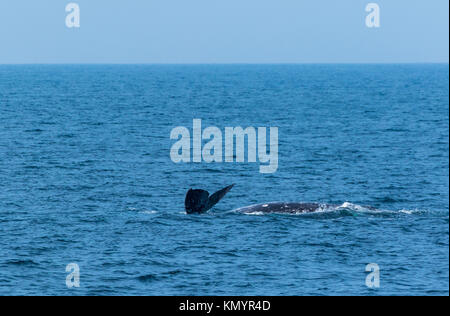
[185,184,338,214]
[232,202,332,214]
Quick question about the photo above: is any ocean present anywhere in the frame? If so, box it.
[0,64,448,295]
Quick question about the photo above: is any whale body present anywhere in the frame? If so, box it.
[233,202,333,214]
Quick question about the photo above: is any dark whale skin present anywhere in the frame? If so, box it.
[234,202,336,214]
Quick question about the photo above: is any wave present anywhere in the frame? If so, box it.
[237,202,425,217]
[140,210,158,215]
[5,259,38,266]
[126,207,159,215]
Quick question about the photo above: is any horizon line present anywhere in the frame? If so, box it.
[0,62,449,66]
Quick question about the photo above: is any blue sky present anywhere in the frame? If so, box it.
[0,0,448,63]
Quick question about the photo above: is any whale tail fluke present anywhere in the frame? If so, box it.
[207,184,234,210]
[185,184,234,214]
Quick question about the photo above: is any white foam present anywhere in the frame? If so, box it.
[243,211,265,216]
[339,202,366,211]
[140,210,158,215]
